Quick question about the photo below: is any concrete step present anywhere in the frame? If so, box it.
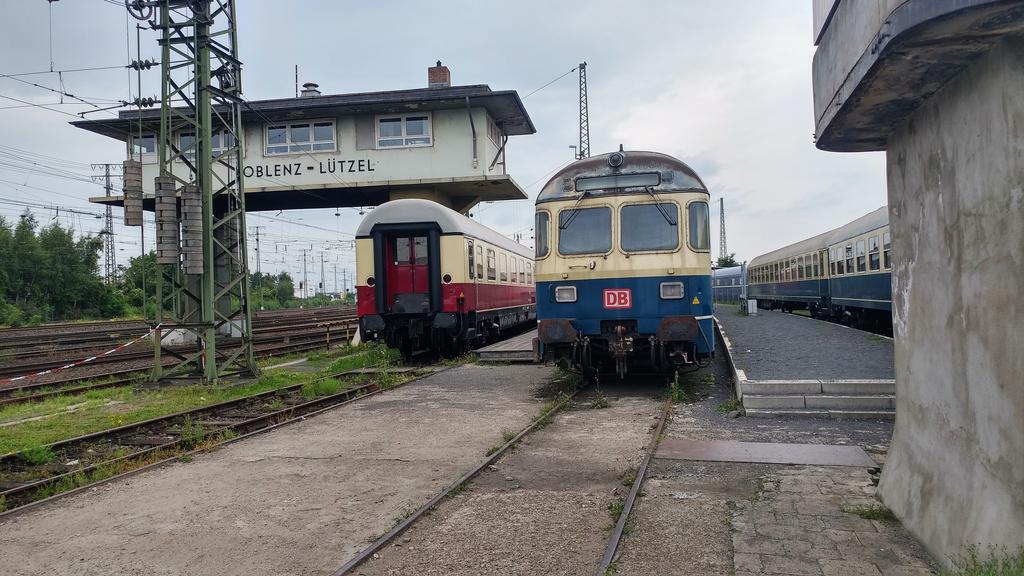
[475,350,536,363]
[741,379,895,396]
[743,394,895,411]
[745,408,895,421]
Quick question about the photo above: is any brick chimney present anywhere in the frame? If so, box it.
[428,61,450,88]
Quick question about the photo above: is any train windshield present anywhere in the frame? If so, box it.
[575,172,660,192]
[688,202,710,251]
[621,203,679,252]
[535,211,550,258]
[558,207,611,255]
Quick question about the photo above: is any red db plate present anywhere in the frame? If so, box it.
[603,288,632,309]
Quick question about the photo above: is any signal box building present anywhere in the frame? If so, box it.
[74,62,535,214]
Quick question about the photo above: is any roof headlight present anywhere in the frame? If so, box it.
[554,285,577,303]
[660,282,684,300]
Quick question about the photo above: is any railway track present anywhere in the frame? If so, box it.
[0,363,439,516]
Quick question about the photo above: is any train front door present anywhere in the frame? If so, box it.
[386,235,430,313]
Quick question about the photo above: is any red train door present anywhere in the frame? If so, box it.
[386,235,429,311]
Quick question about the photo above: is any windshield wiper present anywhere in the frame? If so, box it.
[644,187,677,226]
[559,190,591,230]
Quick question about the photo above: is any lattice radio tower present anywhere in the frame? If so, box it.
[578,62,590,160]
[125,0,257,382]
[719,197,728,262]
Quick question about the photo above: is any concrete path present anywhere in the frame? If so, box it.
[0,364,554,576]
[716,307,894,381]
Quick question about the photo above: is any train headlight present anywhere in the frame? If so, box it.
[366,277,375,287]
[442,273,452,284]
[554,285,577,303]
[660,282,684,299]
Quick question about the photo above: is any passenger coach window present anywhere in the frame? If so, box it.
[518,259,525,283]
[467,240,475,279]
[856,240,866,272]
[526,262,533,284]
[883,232,892,268]
[558,206,611,255]
[621,203,678,252]
[476,245,484,278]
[868,236,880,271]
[486,249,496,280]
[500,254,508,282]
[687,202,711,251]
[845,244,854,274]
[394,238,410,265]
[414,237,428,265]
[535,212,550,258]
[829,249,836,275]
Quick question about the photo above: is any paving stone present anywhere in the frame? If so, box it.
[734,533,787,555]
[821,515,878,531]
[825,529,860,543]
[819,559,883,576]
[735,552,763,573]
[763,554,822,575]
[880,565,936,575]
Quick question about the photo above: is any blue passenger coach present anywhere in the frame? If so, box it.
[534,150,714,378]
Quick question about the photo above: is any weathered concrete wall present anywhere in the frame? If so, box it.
[880,35,1024,562]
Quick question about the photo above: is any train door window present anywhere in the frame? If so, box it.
[413,237,428,265]
[467,240,475,279]
[856,240,866,272]
[499,254,508,282]
[883,232,892,268]
[476,245,484,278]
[844,244,854,274]
[868,236,880,271]
[486,249,496,280]
[535,212,550,258]
[687,201,711,251]
[394,238,411,265]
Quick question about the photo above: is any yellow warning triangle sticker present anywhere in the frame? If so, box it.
[691,296,700,305]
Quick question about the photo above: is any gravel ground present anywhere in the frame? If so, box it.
[0,364,555,576]
[357,381,665,576]
[716,307,894,381]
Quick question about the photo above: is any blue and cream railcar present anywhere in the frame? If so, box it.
[748,206,892,329]
[712,266,745,305]
[534,150,714,378]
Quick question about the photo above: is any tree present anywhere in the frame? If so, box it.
[716,253,739,268]
[275,272,295,304]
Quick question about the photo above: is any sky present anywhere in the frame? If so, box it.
[0,0,887,289]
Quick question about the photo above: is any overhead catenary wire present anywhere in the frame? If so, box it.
[522,65,579,99]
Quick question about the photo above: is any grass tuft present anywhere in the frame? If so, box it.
[607,498,625,523]
[0,495,6,513]
[717,398,742,413]
[179,416,205,450]
[621,469,637,488]
[591,390,610,409]
[17,445,56,466]
[945,545,1024,576]
[841,503,897,523]
[301,378,345,399]
[501,428,516,443]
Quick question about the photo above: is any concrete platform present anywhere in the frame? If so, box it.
[656,439,878,468]
[715,306,895,419]
[474,329,537,363]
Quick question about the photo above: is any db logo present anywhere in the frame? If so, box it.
[603,288,632,309]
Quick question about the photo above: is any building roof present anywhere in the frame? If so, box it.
[355,198,532,258]
[536,150,708,204]
[749,206,889,267]
[71,84,535,141]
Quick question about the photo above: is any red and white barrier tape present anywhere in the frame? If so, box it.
[1,324,161,385]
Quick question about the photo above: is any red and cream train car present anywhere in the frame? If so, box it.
[356,199,536,357]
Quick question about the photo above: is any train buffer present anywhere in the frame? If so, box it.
[715,306,895,419]
[474,330,538,363]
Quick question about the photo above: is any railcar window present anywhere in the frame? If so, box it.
[883,232,892,268]
[468,240,475,279]
[476,245,484,278]
[526,262,533,284]
[394,238,410,265]
[812,254,819,278]
[500,254,508,282]
[519,259,525,283]
[535,212,550,258]
[845,244,854,274]
[829,248,836,276]
[621,203,679,252]
[836,249,845,275]
[414,237,428,265]
[558,206,612,255]
[487,249,496,280]
[687,202,711,251]
[856,240,866,272]
[868,236,880,271]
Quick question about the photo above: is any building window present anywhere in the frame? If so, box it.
[883,231,892,269]
[265,121,335,155]
[486,249,496,280]
[487,116,503,146]
[130,134,156,157]
[856,239,866,272]
[868,236,880,271]
[376,114,432,148]
[179,130,237,160]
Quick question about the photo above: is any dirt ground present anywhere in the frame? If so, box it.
[357,380,666,576]
[0,364,556,576]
